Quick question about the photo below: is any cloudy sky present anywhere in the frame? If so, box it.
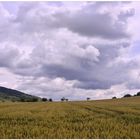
[0,1,140,100]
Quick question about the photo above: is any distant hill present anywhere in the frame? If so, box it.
[0,86,40,102]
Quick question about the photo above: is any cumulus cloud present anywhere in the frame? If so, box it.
[0,43,20,68]
[0,2,140,100]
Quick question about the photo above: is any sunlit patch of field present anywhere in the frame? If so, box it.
[0,97,140,138]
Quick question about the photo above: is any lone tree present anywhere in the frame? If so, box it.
[61,97,65,102]
[42,98,47,102]
[49,98,53,102]
[112,96,117,99]
[87,97,90,101]
[123,94,132,98]
[65,99,68,101]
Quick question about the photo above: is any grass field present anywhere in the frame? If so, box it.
[0,97,140,139]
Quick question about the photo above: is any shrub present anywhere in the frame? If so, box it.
[49,98,53,102]
[61,97,65,101]
[20,98,25,102]
[42,98,48,102]
[31,98,38,102]
[112,97,117,99]
[123,94,132,98]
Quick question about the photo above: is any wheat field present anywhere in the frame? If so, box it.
[0,97,140,139]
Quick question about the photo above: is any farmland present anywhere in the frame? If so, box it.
[0,97,140,139]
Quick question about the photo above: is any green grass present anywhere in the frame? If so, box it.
[0,97,140,138]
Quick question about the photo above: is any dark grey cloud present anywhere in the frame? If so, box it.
[0,45,20,68]
[10,2,134,40]
[59,12,129,39]
[12,41,134,90]
[118,8,135,23]
[73,80,111,90]
[51,2,134,40]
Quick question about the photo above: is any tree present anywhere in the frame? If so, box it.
[87,97,90,101]
[31,98,38,102]
[49,98,53,102]
[61,97,65,102]
[66,99,68,101]
[136,92,140,96]
[20,98,25,102]
[42,98,47,102]
[123,94,132,98]
[112,97,117,99]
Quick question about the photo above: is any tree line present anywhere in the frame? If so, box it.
[112,91,140,99]
[19,91,140,102]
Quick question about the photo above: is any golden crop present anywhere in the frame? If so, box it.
[0,97,140,139]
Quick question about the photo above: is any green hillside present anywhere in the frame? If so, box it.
[0,86,40,102]
[0,96,140,138]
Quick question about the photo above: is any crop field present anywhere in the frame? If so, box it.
[0,97,140,139]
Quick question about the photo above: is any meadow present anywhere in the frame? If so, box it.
[0,97,140,139]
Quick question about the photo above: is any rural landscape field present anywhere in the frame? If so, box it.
[0,97,140,139]
[1,2,140,139]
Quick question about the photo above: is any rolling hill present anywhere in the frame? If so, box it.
[0,86,40,102]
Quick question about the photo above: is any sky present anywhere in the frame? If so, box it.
[0,1,140,100]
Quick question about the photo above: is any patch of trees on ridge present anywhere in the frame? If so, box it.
[112,91,140,99]
[19,98,53,102]
[41,98,53,102]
